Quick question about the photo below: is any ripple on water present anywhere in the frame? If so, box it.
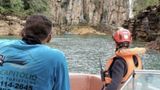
[49,35,160,74]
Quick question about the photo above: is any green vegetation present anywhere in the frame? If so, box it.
[0,0,50,18]
[134,0,160,14]
[0,0,159,19]
[0,0,24,15]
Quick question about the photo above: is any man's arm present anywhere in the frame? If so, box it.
[105,59,126,90]
[53,52,70,90]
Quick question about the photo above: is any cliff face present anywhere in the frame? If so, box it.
[123,5,160,51]
[0,0,131,36]
[49,0,130,26]
[0,15,24,36]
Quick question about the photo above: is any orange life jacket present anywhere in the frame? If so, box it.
[104,47,146,85]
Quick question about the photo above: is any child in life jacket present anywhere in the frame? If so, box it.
[103,27,146,90]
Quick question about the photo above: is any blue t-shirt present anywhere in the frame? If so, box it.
[0,40,70,90]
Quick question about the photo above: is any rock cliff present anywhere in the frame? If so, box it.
[49,0,130,26]
[122,5,160,51]
[0,0,131,35]
[0,15,24,36]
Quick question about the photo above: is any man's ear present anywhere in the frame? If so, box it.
[46,34,52,43]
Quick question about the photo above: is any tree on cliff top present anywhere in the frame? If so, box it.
[134,0,159,15]
[0,0,50,18]
[0,0,24,15]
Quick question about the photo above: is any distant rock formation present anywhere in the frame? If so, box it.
[49,0,131,27]
[147,37,160,51]
[122,5,160,51]
[0,0,132,36]
[0,15,106,36]
[68,26,106,35]
[0,15,24,36]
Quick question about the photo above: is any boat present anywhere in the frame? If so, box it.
[69,70,160,90]
[69,73,103,90]
[121,70,160,90]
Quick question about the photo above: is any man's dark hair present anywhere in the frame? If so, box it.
[22,15,53,44]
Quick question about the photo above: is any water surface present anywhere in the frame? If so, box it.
[0,35,160,74]
[48,35,160,74]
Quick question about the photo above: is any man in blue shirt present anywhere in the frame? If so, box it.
[0,15,70,90]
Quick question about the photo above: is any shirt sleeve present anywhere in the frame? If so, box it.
[52,53,70,90]
[105,58,126,90]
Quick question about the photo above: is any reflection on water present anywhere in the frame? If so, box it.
[48,35,160,74]
[0,35,160,74]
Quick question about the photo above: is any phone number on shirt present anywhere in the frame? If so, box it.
[0,81,33,90]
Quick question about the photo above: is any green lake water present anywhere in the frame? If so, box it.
[1,35,160,74]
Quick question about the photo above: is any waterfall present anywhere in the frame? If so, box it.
[128,0,134,18]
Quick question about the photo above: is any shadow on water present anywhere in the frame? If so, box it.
[0,35,160,74]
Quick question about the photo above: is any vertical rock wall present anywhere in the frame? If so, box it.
[123,5,160,41]
[122,5,160,51]
[0,0,132,35]
[49,0,130,27]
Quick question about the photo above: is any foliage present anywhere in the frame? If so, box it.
[0,0,50,18]
[0,0,24,16]
[22,0,49,15]
[133,0,159,14]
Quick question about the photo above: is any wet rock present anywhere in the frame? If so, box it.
[147,37,160,51]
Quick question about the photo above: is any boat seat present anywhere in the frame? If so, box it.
[69,73,103,90]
